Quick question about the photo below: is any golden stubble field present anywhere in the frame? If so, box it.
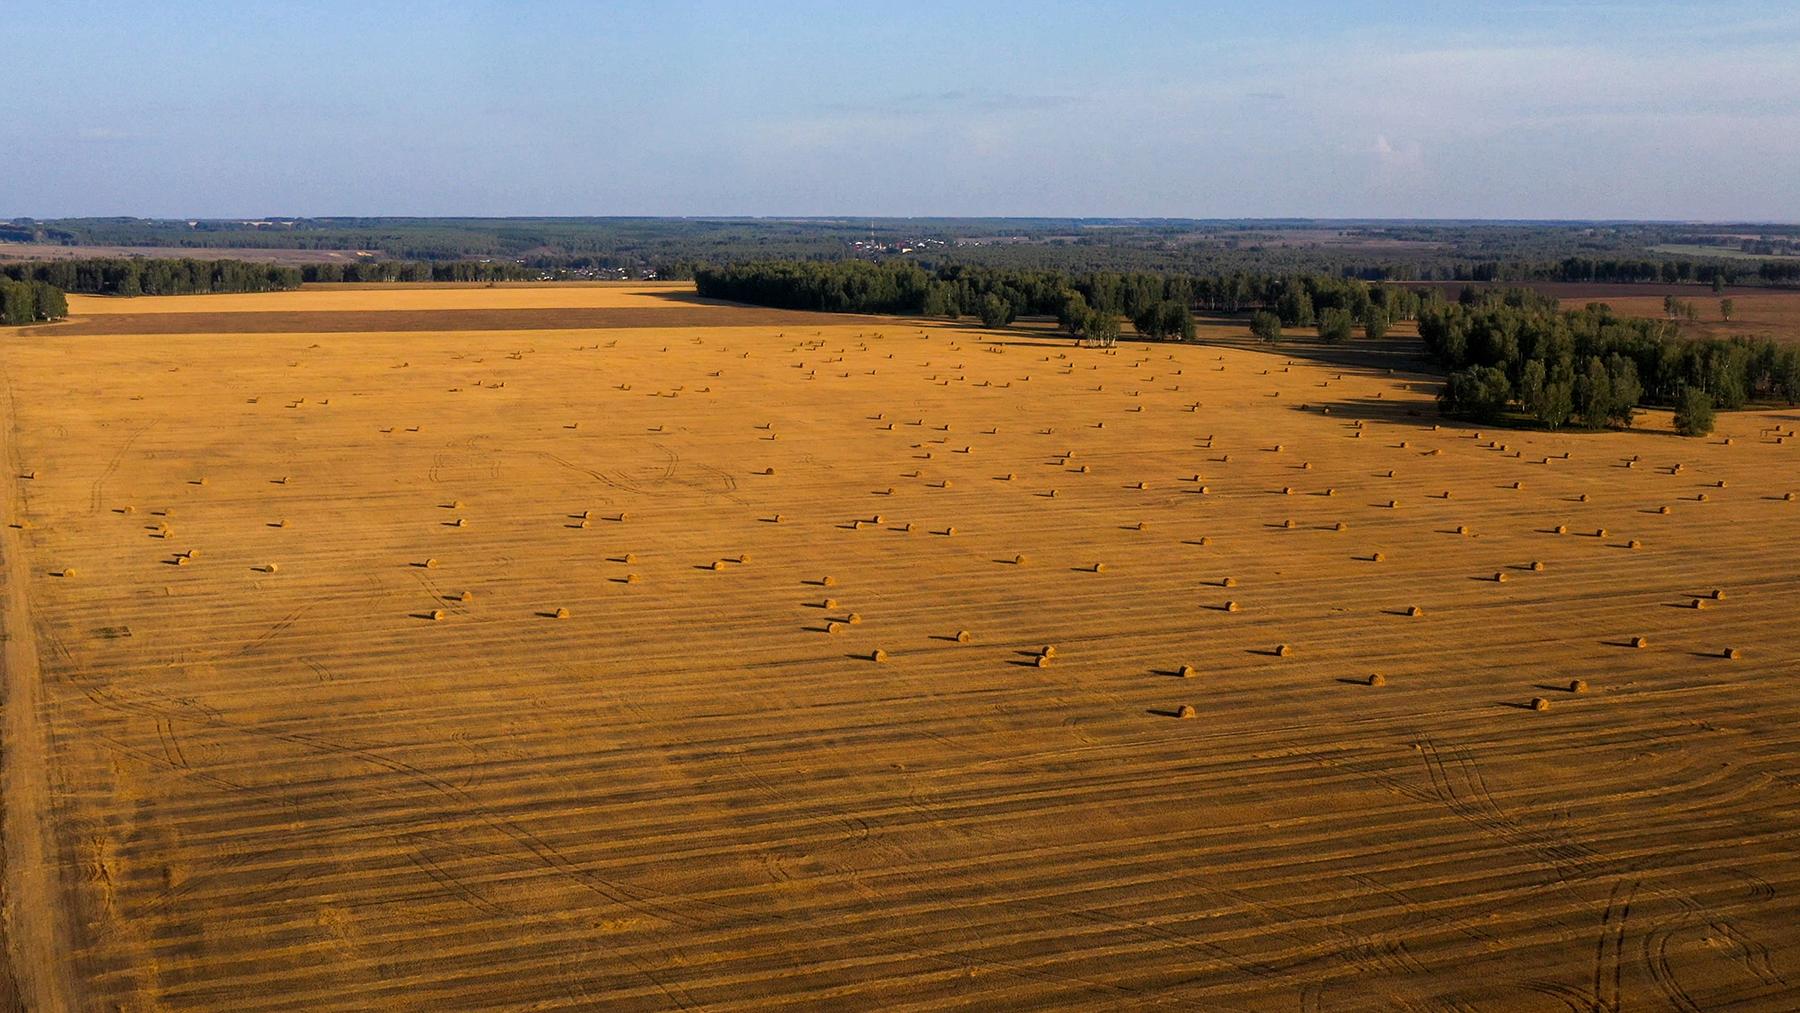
[3,284,1799,1010]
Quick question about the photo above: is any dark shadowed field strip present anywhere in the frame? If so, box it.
[29,305,857,336]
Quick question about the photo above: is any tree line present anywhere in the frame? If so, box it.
[0,278,68,324]
[1422,289,1800,436]
[3,258,302,296]
[693,261,1429,343]
[298,260,536,283]
[0,257,546,296]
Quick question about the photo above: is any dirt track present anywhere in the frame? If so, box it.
[2,284,1798,1008]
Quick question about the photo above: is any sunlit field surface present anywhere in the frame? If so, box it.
[5,283,1798,1009]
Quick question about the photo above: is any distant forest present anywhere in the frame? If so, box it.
[6,216,1800,286]
[0,257,534,296]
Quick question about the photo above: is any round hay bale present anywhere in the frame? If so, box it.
[1387,500,1399,509]
[821,575,837,587]
[175,556,189,566]
[1371,551,1386,562]
[1710,588,1726,600]
[871,649,888,663]
[429,609,445,622]
[903,521,917,532]
[1224,600,1240,612]
[1134,521,1148,531]
[264,562,280,573]
[458,590,472,602]
[736,553,751,564]
[1013,553,1028,565]
[1177,664,1198,679]
[1197,485,1209,494]
[1040,645,1057,658]
[1691,598,1706,610]
[955,630,972,643]
[1334,521,1348,532]
[945,526,958,536]
[1630,636,1648,649]
[1197,536,1212,546]
[1512,481,1524,490]
[1281,486,1294,496]
[1494,571,1508,582]
[1176,704,1197,720]
[1594,527,1607,538]
[1368,673,1386,687]
[553,607,570,619]
[1569,679,1588,694]
[1787,492,1797,502]
[1034,653,1052,668]
[1530,560,1545,571]
[1222,576,1238,588]
[453,517,466,527]
[1455,525,1470,536]
[1281,519,1296,529]
[1627,539,1642,550]
[822,597,838,609]
[1578,493,1589,503]
[1324,487,1336,497]
[846,612,863,625]
[121,505,135,514]
[1716,480,1728,488]
[1658,505,1671,514]
[1696,493,1709,503]
[1554,524,1568,535]
[1405,605,1423,617]
[1092,562,1107,572]
[1723,647,1741,660]
[1300,462,1312,471]
[58,567,75,578]
[1530,697,1550,712]
[1274,644,1292,657]
[825,621,842,634]
[710,560,726,571]
[624,572,641,584]
[1004,473,1016,481]
[423,557,438,569]
[578,519,591,529]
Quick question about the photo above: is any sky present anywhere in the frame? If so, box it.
[5,1,1798,220]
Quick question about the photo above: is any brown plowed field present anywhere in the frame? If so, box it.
[3,284,1799,1009]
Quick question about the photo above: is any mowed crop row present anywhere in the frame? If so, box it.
[5,286,1799,1009]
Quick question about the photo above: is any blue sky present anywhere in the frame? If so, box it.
[6,1,1797,219]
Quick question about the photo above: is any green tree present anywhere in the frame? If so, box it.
[1720,298,1734,321]
[1605,354,1642,426]
[1362,305,1389,340]
[1250,310,1282,342]
[1057,290,1090,337]
[1316,307,1354,343]
[1672,385,1716,436]
[1574,356,1613,428]
[1440,365,1511,423]
[978,293,1014,329]
[1081,309,1120,348]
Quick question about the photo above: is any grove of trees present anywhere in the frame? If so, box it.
[0,278,68,324]
[1422,289,1800,434]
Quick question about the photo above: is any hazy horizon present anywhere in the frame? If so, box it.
[9,1,1799,220]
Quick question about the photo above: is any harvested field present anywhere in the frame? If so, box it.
[3,284,1800,1008]
[1566,291,1800,344]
